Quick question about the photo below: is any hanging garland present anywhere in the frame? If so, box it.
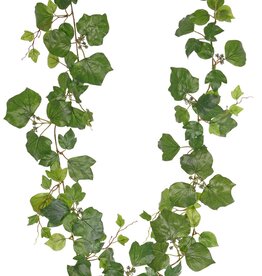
[4,0,246,275]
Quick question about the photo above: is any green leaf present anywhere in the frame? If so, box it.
[28,215,39,225]
[186,207,201,227]
[175,106,190,125]
[68,81,89,103]
[48,0,57,13]
[58,128,77,150]
[70,53,113,85]
[231,85,244,100]
[199,231,218,247]
[149,242,169,271]
[103,261,125,276]
[180,146,213,179]
[116,214,125,227]
[185,38,201,57]
[74,238,103,255]
[59,23,74,40]
[44,29,71,57]
[63,213,79,232]
[204,23,223,42]
[209,110,237,137]
[41,175,52,190]
[47,100,72,126]
[150,209,190,242]
[207,0,224,11]
[68,155,96,181]
[35,3,53,32]
[30,193,53,213]
[58,72,71,91]
[64,183,86,204]
[175,16,194,37]
[194,94,223,121]
[216,5,234,22]
[77,14,109,46]
[47,86,66,102]
[68,107,93,129]
[165,263,182,276]
[41,227,51,238]
[183,121,204,149]
[129,242,155,267]
[39,151,59,167]
[205,70,227,91]
[46,167,67,182]
[196,42,214,60]
[200,174,235,210]
[117,234,129,246]
[140,211,152,221]
[48,54,59,68]
[99,248,115,269]
[67,259,91,276]
[179,236,196,254]
[185,243,215,272]
[229,104,243,116]
[169,68,199,101]
[5,88,41,128]
[225,40,246,67]
[21,31,34,42]
[169,182,197,208]
[42,199,70,226]
[159,189,173,211]
[65,51,78,68]
[158,134,180,161]
[190,9,210,25]
[26,130,52,161]
[45,233,66,251]
[54,0,71,10]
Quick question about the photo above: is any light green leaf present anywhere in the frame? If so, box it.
[35,3,53,32]
[199,231,218,247]
[205,70,227,91]
[158,134,180,161]
[204,23,223,41]
[41,175,52,190]
[116,214,125,227]
[216,5,234,22]
[48,0,57,13]
[28,215,39,225]
[140,211,152,221]
[63,213,79,232]
[190,9,210,25]
[175,106,190,125]
[21,31,34,42]
[64,183,86,204]
[46,167,67,182]
[41,227,51,238]
[28,48,40,63]
[117,234,129,246]
[58,128,77,150]
[186,207,201,227]
[48,54,59,68]
[207,0,224,10]
[45,233,66,251]
[74,238,102,255]
[229,104,243,116]
[165,263,182,276]
[200,174,235,210]
[225,40,246,67]
[231,85,244,100]
[129,242,155,267]
[30,193,53,213]
[159,189,173,211]
[54,0,71,10]
[175,16,194,37]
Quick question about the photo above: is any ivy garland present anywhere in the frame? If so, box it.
[4,0,246,275]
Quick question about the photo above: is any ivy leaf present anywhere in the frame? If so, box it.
[165,263,182,276]
[77,14,109,46]
[200,174,235,210]
[179,236,196,254]
[39,151,59,167]
[64,183,86,204]
[67,259,91,276]
[46,167,67,182]
[209,111,237,137]
[28,215,39,226]
[169,182,197,208]
[54,0,71,10]
[48,54,59,68]
[225,40,246,67]
[68,80,89,103]
[58,72,71,91]
[35,3,53,32]
[47,0,57,13]
[189,9,210,25]
[183,121,204,149]
[68,107,93,129]
[117,234,129,246]
[59,23,74,40]
[199,231,218,247]
[140,211,152,221]
[70,53,113,85]
[28,48,40,63]
[44,29,71,57]
[175,16,194,37]
[41,227,51,238]
[186,206,201,227]
[41,175,52,190]
[68,155,96,181]
[229,104,243,116]
[47,100,72,127]
[207,0,224,11]
[185,243,215,272]
[74,238,103,255]
[175,106,190,125]
[205,70,227,91]
[180,146,213,180]
[42,199,70,226]
[65,51,78,68]
[204,23,223,41]
[63,213,79,232]
[169,67,199,101]
[103,261,125,276]
[158,134,180,161]
[21,30,34,42]
[116,214,125,227]
[159,189,173,211]
[99,248,115,269]
[129,242,155,267]
[30,193,53,213]
[231,85,244,100]
[216,5,234,22]
[5,88,41,128]
[185,38,201,57]
[150,209,190,242]
[149,242,170,271]
[45,233,66,251]
[58,128,77,150]
[26,130,52,161]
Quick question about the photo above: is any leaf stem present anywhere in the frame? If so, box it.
[70,3,79,61]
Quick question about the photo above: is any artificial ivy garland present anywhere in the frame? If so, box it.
[4,0,246,275]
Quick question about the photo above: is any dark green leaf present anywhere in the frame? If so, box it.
[158,134,180,161]
[103,261,124,276]
[150,209,190,242]
[45,233,66,251]
[205,70,227,91]
[59,23,74,40]
[209,110,237,137]
[129,241,155,267]
[99,248,115,269]
[44,29,71,57]
[68,155,96,181]
[48,54,59,68]
[200,174,235,210]
[63,213,79,232]
[47,100,72,126]
[231,85,243,100]
[149,242,170,271]
[58,72,71,91]
[207,0,224,10]
[58,128,77,150]
[179,236,196,254]
[229,104,243,116]
[39,151,59,167]
[199,231,218,247]
[68,81,88,103]
[183,121,204,149]
[175,16,194,37]
[169,68,199,101]
[67,259,91,276]
[74,238,103,255]
[165,263,182,276]
[28,215,39,225]
[21,31,34,42]
[47,86,66,102]
[77,14,109,46]
[54,0,71,10]
[68,107,92,129]
[64,183,86,204]
[117,234,129,246]
[185,38,201,57]
[196,42,214,59]
[65,51,78,68]
[35,3,53,32]
[175,106,190,125]
[70,53,113,85]
[180,146,213,179]
[185,243,215,271]
[41,175,52,190]
[116,214,125,227]
[5,88,41,128]
[190,9,210,25]
[140,211,152,221]
[204,23,223,41]
[26,130,52,161]
[216,5,234,22]
[30,193,53,213]
[225,40,246,67]
[42,199,70,226]
[41,227,51,238]
[159,189,173,211]
[186,206,201,227]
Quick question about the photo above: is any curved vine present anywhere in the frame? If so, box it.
[4,0,246,275]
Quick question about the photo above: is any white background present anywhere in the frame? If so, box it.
[1,0,262,275]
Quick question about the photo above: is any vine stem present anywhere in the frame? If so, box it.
[70,3,80,60]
